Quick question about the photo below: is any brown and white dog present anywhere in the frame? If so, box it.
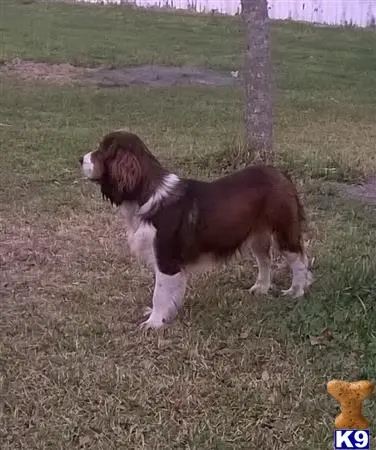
[79,130,312,329]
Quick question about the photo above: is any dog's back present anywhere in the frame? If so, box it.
[179,165,305,257]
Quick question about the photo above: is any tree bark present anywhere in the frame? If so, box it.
[241,0,273,162]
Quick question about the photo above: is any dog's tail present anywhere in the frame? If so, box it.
[282,170,307,232]
[296,192,307,233]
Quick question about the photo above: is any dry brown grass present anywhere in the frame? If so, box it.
[0,191,370,449]
[2,3,376,448]
[0,185,320,447]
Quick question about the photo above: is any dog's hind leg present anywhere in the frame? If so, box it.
[275,227,312,298]
[249,232,272,295]
[281,251,312,298]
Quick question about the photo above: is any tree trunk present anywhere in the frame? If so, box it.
[241,0,273,162]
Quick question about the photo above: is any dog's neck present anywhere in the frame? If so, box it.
[119,172,182,224]
[138,173,181,217]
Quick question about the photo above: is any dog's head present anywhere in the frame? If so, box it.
[79,131,163,205]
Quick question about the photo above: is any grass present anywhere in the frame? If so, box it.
[1,1,376,449]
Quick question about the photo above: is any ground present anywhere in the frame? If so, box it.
[0,59,240,87]
[1,1,376,449]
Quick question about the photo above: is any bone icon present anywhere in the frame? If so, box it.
[327,380,374,429]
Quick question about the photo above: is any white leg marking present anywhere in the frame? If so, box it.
[249,235,272,295]
[250,254,272,295]
[282,252,312,298]
[82,152,94,179]
[140,270,187,330]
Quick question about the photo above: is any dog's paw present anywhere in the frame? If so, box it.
[281,286,305,298]
[249,282,270,295]
[143,306,153,317]
[140,310,166,330]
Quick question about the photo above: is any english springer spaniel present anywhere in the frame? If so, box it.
[79,131,312,329]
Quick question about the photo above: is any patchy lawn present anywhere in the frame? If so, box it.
[1,2,376,449]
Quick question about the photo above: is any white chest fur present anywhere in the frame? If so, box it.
[118,202,219,275]
[119,203,157,268]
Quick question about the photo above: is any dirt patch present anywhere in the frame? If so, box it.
[92,65,240,87]
[345,176,376,206]
[0,58,240,87]
[0,58,89,86]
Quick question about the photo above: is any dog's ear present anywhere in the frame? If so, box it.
[108,149,142,193]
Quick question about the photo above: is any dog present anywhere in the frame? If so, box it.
[79,130,312,329]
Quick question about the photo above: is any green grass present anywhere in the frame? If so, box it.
[0,1,243,69]
[1,2,376,449]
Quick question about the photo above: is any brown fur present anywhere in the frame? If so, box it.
[81,131,308,278]
[89,131,166,206]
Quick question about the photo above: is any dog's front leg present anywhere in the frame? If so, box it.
[141,270,187,330]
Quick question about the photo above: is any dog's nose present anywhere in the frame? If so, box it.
[78,157,83,165]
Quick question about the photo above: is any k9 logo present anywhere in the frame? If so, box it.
[334,430,370,449]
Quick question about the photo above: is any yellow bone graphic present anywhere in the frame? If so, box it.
[327,380,374,429]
